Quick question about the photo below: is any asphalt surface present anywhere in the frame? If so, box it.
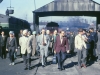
[0,53,100,75]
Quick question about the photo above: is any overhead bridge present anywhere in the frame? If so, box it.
[32,0,100,32]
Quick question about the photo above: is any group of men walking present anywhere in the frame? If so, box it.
[75,28,99,69]
[0,27,100,71]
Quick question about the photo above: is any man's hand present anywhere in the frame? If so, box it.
[54,50,56,54]
[16,49,17,52]
[6,49,8,51]
[67,50,70,53]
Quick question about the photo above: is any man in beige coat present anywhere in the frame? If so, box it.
[19,29,31,70]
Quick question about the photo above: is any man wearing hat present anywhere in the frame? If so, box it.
[38,28,47,67]
[19,29,31,70]
[6,31,17,65]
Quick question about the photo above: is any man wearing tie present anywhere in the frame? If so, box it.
[38,28,47,67]
[54,30,69,71]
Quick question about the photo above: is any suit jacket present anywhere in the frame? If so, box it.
[38,34,47,46]
[90,32,98,43]
[54,35,69,53]
[0,35,7,47]
[86,35,92,50]
[6,37,17,51]
[27,35,37,56]
[19,36,31,54]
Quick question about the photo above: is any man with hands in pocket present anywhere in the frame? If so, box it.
[6,31,17,65]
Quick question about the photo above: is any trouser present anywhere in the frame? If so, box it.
[90,48,96,60]
[91,42,96,60]
[98,54,100,60]
[77,47,87,67]
[9,50,15,63]
[22,52,31,68]
[69,43,74,53]
[19,46,22,57]
[52,43,55,55]
[40,45,48,65]
[56,51,66,69]
[1,46,6,59]
[14,51,17,58]
[87,49,91,61]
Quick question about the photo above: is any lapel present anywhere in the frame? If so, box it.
[9,37,14,43]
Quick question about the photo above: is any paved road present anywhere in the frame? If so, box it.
[0,53,100,75]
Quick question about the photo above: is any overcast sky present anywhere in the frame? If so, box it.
[0,0,100,22]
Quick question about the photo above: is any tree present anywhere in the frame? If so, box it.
[0,0,3,3]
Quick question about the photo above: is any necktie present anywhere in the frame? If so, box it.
[43,35,44,44]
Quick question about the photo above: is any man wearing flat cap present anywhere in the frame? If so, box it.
[19,29,31,70]
[6,31,17,65]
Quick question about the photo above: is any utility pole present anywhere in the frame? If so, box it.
[34,0,36,10]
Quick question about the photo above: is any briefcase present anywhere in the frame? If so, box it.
[52,54,57,64]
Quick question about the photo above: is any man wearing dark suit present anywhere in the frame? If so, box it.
[0,31,7,59]
[69,32,75,53]
[6,31,17,65]
[89,28,98,60]
[86,31,92,62]
[54,30,69,71]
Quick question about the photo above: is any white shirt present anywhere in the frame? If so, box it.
[75,34,87,50]
[42,34,47,44]
[60,35,63,44]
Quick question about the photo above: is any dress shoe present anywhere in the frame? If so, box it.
[59,69,62,71]
[28,67,31,70]
[61,67,65,70]
[24,67,28,70]
[58,68,60,69]
[42,65,45,68]
[12,62,15,65]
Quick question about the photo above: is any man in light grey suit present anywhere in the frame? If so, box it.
[19,29,31,70]
[38,28,47,67]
